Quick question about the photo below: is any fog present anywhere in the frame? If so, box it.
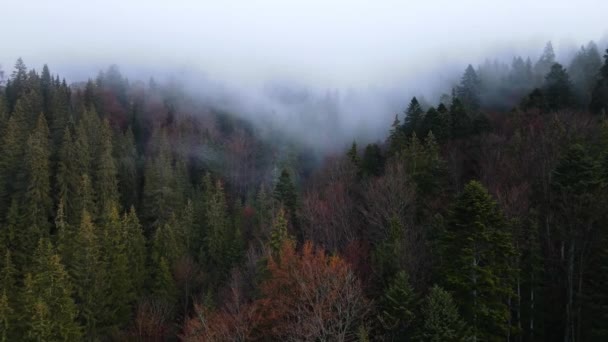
[1,0,608,149]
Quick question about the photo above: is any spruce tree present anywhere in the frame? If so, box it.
[347,141,361,167]
[534,42,556,83]
[122,206,146,296]
[439,181,517,341]
[378,271,416,339]
[274,169,297,214]
[99,203,133,330]
[457,65,481,112]
[94,119,119,212]
[23,114,52,234]
[56,127,79,222]
[22,239,81,341]
[403,97,424,137]
[590,49,608,115]
[269,207,290,254]
[388,114,406,155]
[70,210,105,338]
[115,127,139,209]
[0,110,26,212]
[72,174,95,225]
[414,285,470,342]
[568,42,602,106]
[360,144,385,177]
[543,63,574,111]
[73,117,92,181]
[0,252,16,341]
[449,98,470,139]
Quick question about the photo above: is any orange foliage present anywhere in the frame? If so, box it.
[182,240,368,341]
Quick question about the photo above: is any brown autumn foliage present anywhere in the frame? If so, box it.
[182,240,369,341]
[130,298,174,342]
[300,156,360,251]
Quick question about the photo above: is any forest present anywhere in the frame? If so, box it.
[0,40,608,342]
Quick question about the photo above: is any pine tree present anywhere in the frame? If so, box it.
[439,181,517,341]
[379,271,416,339]
[414,285,470,342]
[22,239,81,341]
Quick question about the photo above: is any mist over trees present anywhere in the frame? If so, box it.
[0,38,608,342]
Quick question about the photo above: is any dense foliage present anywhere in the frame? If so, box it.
[1,41,608,341]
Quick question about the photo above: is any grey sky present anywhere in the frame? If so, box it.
[1,0,607,87]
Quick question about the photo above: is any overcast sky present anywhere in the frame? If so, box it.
[1,0,607,87]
